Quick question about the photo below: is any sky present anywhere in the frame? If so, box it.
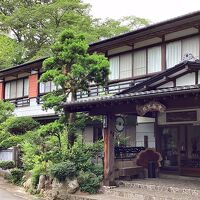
[83,0,200,23]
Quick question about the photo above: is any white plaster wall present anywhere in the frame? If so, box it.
[136,122,155,148]
[176,73,195,86]
[165,28,198,41]
[157,81,174,89]
[13,98,55,117]
[108,46,132,56]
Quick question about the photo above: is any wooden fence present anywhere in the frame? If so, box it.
[0,147,20,166]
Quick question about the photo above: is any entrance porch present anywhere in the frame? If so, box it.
[63,61,200,186]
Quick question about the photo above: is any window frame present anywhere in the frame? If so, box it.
[4,77,29,100]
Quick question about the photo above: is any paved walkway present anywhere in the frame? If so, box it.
[0,177,41,200]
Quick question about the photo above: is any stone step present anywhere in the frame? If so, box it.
[68,193,131,200]
[103,187,200,200]
[117,179,200,197]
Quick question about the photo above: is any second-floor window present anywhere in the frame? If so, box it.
[166,36,199,69]
[39,81,57,94]
[5,78,29,100]
[109,45,162,80]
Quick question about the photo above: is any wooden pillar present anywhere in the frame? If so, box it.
[161,36,166,71]
[103,114,115,186]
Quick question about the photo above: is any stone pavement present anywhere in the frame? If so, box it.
[0,176,41,200]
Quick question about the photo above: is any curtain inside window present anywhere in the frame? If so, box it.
[120,53,132,79]
[51,81,57,91]
[39,82,45,94]
[182,36,199,59]
[166,41,181,69]
[109,56,120,80]
[147,46,161,73]
[45,81,51,93]
[23,78,29,96]
[133,50,146,76]
[5,82,10,99]
[10,81,17,99]
[17,79,23,98]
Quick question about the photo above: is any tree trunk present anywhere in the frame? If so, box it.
[67,90,77,147]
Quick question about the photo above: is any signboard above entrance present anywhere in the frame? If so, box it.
[136,101,166,116]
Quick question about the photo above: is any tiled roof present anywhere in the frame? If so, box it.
[63,84,200,109]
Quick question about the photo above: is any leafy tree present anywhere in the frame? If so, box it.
[38,121,64,149]
[40,29,109,146]
[0,0,92,60]
[0,35,24,69]
[5,116,40,135]
[0,0,150,65]
[0,100,14,123]
[93,16,150,40]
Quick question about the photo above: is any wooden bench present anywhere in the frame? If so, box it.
[114,147,145,180]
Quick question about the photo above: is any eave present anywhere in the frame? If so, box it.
[89,11,200,53]
[0,57,46,78]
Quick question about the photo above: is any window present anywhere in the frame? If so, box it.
[39,81,58,94]
[147,46,161,73]
[133,49,146,76]
[166,36,200,69]
[182,36,199,59]
[5,78,29,100]
[119,53,132,79]
[166,41,181,69]
[109,56,120,80]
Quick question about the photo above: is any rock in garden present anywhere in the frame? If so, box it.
[37,175,46,192]
[67,179,79,194]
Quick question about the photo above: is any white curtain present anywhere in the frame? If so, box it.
[16,79,23,98]
[109,56,120,80]
[5,82,10,99]
[182,36,199,59]
[166,41,181,69]
[147,46,161,73]
[10,81,17,99]
[45,81,51,93]
[119,53,132,79]
[39,82,45,94]
[23,78,29,96]
[51,81,57,91]
[133,49,146,76]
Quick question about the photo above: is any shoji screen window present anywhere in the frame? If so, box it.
[133,50,146,76]
[182,36,199,59]
[5,78,29,100]
[166,41,181,69]
[147,46,161,73]
[109,56,120,80]
[119,53,132,79]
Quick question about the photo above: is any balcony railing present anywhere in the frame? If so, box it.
[9,97,30,107]
[36,95,43,104]
[36,77,149,102]
[77,78,148,99]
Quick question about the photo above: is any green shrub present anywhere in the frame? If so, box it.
[50,161,76,182]
[0,161,15,170]
[0,136,23,149]
[5,116,40,135]
[0,131,11,142]
[78,171,102,194]
[31,164,46,188]
[91,164,103,177]
[9,168,24,184]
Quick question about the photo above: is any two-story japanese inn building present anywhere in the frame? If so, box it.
[1,11,200,183]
